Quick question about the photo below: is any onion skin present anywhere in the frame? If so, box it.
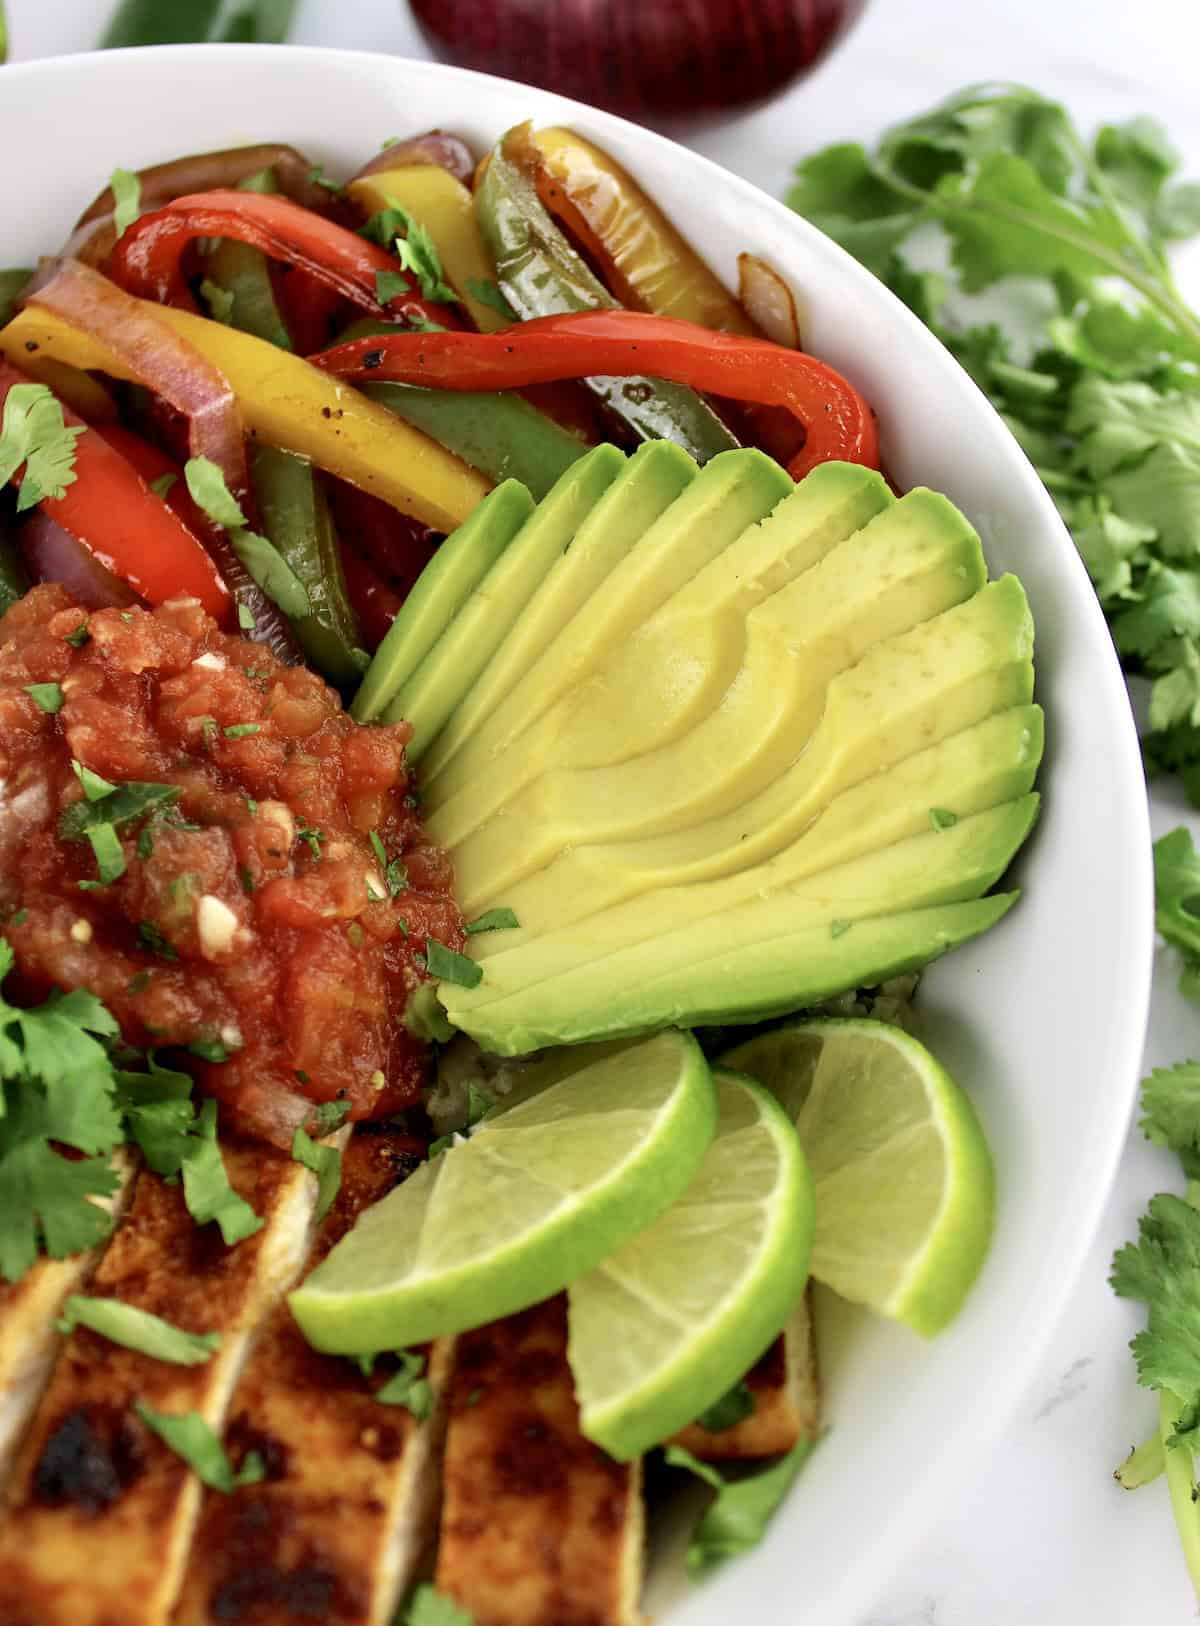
[737,252,802,350]
[350,130,477,185]
[409,0,869,122]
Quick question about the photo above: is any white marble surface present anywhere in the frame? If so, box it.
[8,1,1200,1619]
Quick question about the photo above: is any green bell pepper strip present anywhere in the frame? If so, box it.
[250,445,368,688]
[335,315,589,500]
[204,171,294,351]
[475,136,740,463]
[203,171,366,685]
[0,270,30,329]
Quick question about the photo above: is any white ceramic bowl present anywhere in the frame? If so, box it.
[0,44,1153,1626]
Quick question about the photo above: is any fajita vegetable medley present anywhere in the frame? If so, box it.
[0,119,1038,1625]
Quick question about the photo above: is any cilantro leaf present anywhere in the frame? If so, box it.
[399,1583,475,1626]
[374,1349,432,1418]
[664,1438,817,1575]
[58,1295,220,1365]
[465,908,520,935]
[181,1098,262,1245]
[693,1380,755,1434]
[291,1125,341,1223]
[1154,827,1200,990]
[24,682,64,714]
[110,168,141,239]
[424,938,482,988]
[466,277,518,322]
[1141,1061,1200,1180]
[184,456,311,620]
[133,1402,265,1491]
[0,383,86,512]
[1112,1193,1200,1447]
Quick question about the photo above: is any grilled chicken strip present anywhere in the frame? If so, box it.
[0,1138,318,1626]
[0,1154,136,1485]
[670,1292,820,1461]
[436,1295,644,1626]
[174,1129,453,1626]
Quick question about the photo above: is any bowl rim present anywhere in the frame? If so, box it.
[0,40,1156,1623]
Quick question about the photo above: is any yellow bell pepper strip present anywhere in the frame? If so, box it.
[530,127,760,334]
[110,189,458,330]
[0,303,490,532]
[350,165,511,333]
[311,311,880,481]
[476,130,741,463]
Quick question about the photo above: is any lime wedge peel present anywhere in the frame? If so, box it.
[288,1029,717,1354]
[721,1018,994,1337]
[567,1068,814,1461]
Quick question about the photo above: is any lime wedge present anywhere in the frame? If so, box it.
[721,1019,994,1335]
[566,1068,813,1461]
[289,1030,716,1354]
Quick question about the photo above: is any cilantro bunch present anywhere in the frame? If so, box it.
[788,84,1200,796]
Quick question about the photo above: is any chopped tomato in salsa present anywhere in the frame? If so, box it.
[0,585,463,1147]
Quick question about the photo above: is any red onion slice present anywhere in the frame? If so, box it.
[350,131,477,186]
[18,509,139,609]
[737,253,802,350]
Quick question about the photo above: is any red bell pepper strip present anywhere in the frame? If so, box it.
[338,542,402,651]
[309,309,879,480]
[0,361,231,619]
[109,189,459,331]
[93,423,215,538]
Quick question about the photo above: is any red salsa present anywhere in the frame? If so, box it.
[0,585,464,1147]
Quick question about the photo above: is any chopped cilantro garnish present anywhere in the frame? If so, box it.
[8,908,26,927]
[148,471,177,499]
[237,603,257,631]
[133,1402,265,1493]
[243,797,259,816]
[368,830,408,896]
[24,682,63,714]
[1155,827,1200,1001]
[693,1381,755,1434]
[929,807,958,831]
[399,1584,475,1626]
[297,824,323,858]
[424,938,483,988]
[109,167,141,239]
[184,457,312,621]
[369,828,387,866]
[375,1349,432,1418]
[126,970,152,996]
[376,269,412,306]
[137,825,155,861]
[0,382,85,512]
[181,1098,262,1244]
[361,196,460,305]
[0,939,122,1282]
[238,866,255,895]
[664,1438,817,1575]
[466,276,518,322]
[465,908,519,935]
[64,620,90,648]
[188,1035,239,1064]
[223,722,260,739]
[57,1294,220,1365]
[292,1124,342,1222]
[62,778,179,840]
[70,760,117,803]
[86,823,125,886]
[137,922,177,961]
[114,1054,196,1176]
[307,164,344,195]
[309,1100,351,1133]
[199,277,236,324]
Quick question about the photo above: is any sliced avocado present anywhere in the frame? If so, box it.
[445,796,1038,1013]
[421,441,699,790]
[449,573,1033,919]
[525,459,895,773]
[475,703,1043,959]
[444,487,986,871]
[422,447,793,821]
[351,478,535,723]
[384,444,625,758]
[443,894,1019,1055]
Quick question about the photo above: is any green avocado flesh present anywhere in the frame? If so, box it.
[355,447,1041,1054]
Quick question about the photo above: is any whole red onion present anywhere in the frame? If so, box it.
[408,0,868,123]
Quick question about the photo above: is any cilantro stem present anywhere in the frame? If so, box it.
[871,157,1200,352]
[1160,1390,1200,1598]
[1116,1431,1166,1489]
